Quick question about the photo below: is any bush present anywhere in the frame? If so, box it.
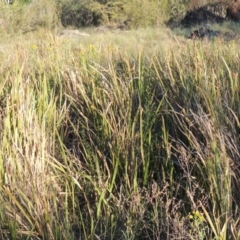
[0,0,60,35]
[59,0,181,28]
[60,0,101,27]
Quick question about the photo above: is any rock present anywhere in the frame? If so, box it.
[166,2,227,28]
[58,29,90,39]
[226,0,240,21]
[189,26,220,40]
[95,25,115,33]
[181,6,225,28]
[189,26,240,42]
[117,19,132,30]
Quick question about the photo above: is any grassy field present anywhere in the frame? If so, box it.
[0,15,240,240]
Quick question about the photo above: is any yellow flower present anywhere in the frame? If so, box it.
[88,44,94,50]
[79,50,85,56]
[189,210,205,222]
[31,44,38,49]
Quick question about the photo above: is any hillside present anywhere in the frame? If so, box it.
[0,1,240,240]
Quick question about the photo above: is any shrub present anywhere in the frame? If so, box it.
[59,0,181,28]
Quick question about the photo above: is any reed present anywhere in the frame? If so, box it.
[0,28,239,239]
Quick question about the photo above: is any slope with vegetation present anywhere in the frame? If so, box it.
[0,0,240,239]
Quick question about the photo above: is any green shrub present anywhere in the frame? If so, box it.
[59,0,186,28]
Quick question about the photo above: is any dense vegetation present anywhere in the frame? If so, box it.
[0,0,240,239]
[0,0,191,32]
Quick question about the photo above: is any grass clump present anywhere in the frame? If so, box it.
[0,0,60,36]
[0,28,239,239]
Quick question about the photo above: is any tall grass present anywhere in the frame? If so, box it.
[0,28,239,239]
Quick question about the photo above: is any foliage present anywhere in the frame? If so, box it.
[59,0,180,28]
[187,0,227,10]
[1,0,230,30]
[167,0,189,18]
